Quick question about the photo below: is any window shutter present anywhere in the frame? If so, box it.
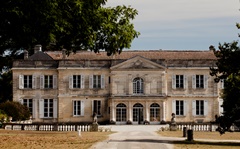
[32,75,36,89]
[101,75,105,89]
[204,75,208,89]
[219,99,224,115]
[53,99,58,118]
[81,101,85,116]
[40,75,44,89]
[184,100,187,116]
[81,75,85,89]
[172,100,176,114]
[192,75,196,89]
[221,79,224,89]
[204,100,208,116]
[89,75,93,89]
[192,100,196,116]
[19,75,24,89]
[32,99,36,118]
[39,99,44,118]
[53,75,57,89]
[69,75,73,89]
[172,75,176,89]
[184,75,188,89]
[19,98,23,104]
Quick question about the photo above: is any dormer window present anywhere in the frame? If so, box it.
[133,77,144,94]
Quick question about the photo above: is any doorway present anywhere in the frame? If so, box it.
[133,103,144,124]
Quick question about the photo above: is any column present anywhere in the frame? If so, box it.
[145,102,149,121]
[162,101,166,121]
[111,101,115,121]
[128,102,132,121]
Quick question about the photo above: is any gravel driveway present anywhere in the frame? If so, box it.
[90,125,174,149]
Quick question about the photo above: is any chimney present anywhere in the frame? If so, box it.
[62,49,66,59]
[34,45,42,53]
[24,50,28,59]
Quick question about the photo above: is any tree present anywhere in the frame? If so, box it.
[0,71,12,103]
[210,41,240,134]
[0,101,31,121]
[0,0,139,58]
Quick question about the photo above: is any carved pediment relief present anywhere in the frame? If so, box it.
[111,56,165,70]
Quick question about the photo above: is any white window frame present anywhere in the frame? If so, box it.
[133,77,144,94]
[92,100,101,116]
[89,75,105,89]
[69,75,84,89]
[192,100,208,116]
[172,75,187,89]
[23,99,33,116]
[73,100,84,116]
[40,75,57,89]
[19,75,36,89]
[39,99,57,118]
[172,100,187,116]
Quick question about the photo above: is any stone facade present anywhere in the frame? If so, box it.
[12,48,224,124]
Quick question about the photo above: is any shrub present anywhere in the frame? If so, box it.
[0,101,30,121]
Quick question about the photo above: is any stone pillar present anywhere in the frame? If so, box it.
[145,102,149,122]
[162,101,166,121]
[128,102,132,121]
[111,101,115,121]
[129,75,133,95]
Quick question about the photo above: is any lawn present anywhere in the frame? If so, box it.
[158,130,240,149]
[0,129,112,149]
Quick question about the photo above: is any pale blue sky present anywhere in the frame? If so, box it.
[106,0,240,50]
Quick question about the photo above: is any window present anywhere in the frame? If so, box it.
[44,99,53,118]
[44,75,53,88]
[176,100,184,115]
[176,75,184,88]
[150,103,160,121]
[196,100,204,115]
[73,75,81,88]
[116,103,127,122]
[19,75,36,89]
[24,75,32,88]
[40,75,57,89]
[196,75,204,88]
[23,99,33,116]
[73,100,84,116]
[93,100,101,115]
[89,75,105,89]
[93,75,101,88]
[133,77,144,94]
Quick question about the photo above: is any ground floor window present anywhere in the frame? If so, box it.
[133,103,144,123]
[196,100,204,116]
[93,100,101,115]
[23,99,33,116]
[73,100,84,116]
[116,103,127,122]
[150,103,160,121]
[44,99,53,118]
[176,100,184,116]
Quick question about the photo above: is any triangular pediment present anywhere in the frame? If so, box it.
[111,56,165,70]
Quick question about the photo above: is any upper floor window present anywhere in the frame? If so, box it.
[19,75,36,89]
[89,75,105,89]
[40,75,57,89]
[133,77,144,94]
[192,75,208,89]
[196,75,204,88]
[69,75,84,89]
[172,75,187,89]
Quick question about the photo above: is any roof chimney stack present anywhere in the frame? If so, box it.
[24,50,28,59]
[34,45,42,53]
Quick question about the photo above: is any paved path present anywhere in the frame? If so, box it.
[90,125,174,149]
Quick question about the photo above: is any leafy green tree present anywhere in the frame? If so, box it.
[0,0,139,58]
[0,101,30,121]
[210,41,240,134]
[0,71,12,103]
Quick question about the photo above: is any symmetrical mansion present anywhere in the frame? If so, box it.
[12,46,224,124]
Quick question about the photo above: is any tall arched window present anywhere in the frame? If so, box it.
[150,103,160,121]
[133,77,144,94]
[116,103,127,122]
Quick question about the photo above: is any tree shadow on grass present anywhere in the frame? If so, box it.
[108,139,240,146]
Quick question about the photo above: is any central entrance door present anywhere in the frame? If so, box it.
[133,103,144,124]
